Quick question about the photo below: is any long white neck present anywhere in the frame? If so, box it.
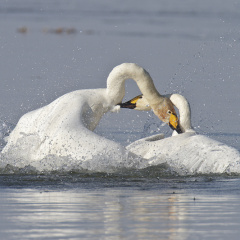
[169,93,193,132]
[106,63,162,105]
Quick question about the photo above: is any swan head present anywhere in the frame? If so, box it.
[119,95,182,134]
[152,97,182,134]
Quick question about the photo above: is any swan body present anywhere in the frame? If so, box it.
[125,94,240,174]
[2,90,125,162]
[127,131,240,174]
[1,63,180,171]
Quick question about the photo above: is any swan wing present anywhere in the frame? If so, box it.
[127,133,240,174]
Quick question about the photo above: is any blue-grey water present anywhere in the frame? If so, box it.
[1,173,240,240]
[1,0,240,239]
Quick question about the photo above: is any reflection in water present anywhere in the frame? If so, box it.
[1,187,239,240]
[0,189,186,239]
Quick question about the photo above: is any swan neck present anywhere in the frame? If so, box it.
[106,63,162,105]
[169,94,193,132]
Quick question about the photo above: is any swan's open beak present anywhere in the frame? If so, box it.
[118,95,142,109]
[168,113,182,134]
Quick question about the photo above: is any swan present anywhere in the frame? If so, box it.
[1,63,181,171]
[121,93,240,174]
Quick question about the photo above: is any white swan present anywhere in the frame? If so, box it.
[1,63,181,171]
[122,94,240,174]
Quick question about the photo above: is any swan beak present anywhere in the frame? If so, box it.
[118,101,136,109]
[118,95,142,109]
[168,113,182,134]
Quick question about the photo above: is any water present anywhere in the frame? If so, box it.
[1,0,240,239]
[1,174,240,240]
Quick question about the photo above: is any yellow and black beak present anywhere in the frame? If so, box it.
[118,95,143,109]
[168,113,182,134]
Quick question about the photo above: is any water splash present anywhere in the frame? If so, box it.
[0,119,14,151]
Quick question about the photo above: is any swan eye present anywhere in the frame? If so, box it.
[167,110,172,114]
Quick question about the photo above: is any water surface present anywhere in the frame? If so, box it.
[1,174,240,240]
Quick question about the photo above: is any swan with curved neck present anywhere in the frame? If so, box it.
[107,63,182,133]
[124,93,240,174]
[1,63,180,170]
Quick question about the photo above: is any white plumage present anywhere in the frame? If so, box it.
[1,63,178,170]
[126,94,240,174]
